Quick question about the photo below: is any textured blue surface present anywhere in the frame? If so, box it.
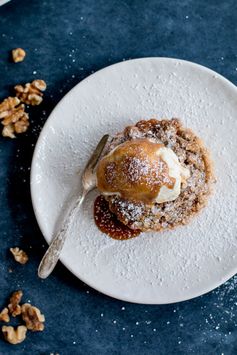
[0,0,237,354]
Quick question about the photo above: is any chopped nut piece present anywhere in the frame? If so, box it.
[1,104,27,126]
[12,48,26,63]
[15,79,46,105]
[10,247,29,264]
[14,117,29,134]
[0,308,10,323]
[2,325,27,344]
[32,79,47,91]
[0,97,20,115]
[0,96,29,138]
[2,124,15,138]
[8,290,23,317]
[21,303,45,331]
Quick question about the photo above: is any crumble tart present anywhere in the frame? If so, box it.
[96,119,215,233]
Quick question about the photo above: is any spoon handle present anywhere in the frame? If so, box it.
[38,192,86,279]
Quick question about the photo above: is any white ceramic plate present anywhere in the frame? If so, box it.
[31,58,237,304]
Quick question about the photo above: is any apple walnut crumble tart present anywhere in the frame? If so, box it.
[95,119,215,236]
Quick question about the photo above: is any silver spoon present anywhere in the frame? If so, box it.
[38,134,110,279]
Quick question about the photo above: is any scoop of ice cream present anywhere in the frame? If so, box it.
[96,139,189,204]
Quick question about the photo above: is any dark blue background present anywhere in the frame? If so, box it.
[0,0,237,354]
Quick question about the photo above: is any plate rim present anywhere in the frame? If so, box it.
[31,57,237,304]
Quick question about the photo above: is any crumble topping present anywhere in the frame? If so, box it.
[102,119,215,232]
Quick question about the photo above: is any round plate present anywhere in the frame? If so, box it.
[31,58,237,304]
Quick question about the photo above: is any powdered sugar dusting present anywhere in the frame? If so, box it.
[105,119,213,231]
[124,156,150,182]
[94,195,141,240]
[97,139,175,204]
[31,58,237,303]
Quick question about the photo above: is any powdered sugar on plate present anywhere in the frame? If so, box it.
[31,58,237,303]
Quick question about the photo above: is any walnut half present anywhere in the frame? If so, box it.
[0,96,29,138]
[2,325,27,344]
[15,79,46,106]
[21,303,45,331]
[10,247,29,264]
[8,290,23,317]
